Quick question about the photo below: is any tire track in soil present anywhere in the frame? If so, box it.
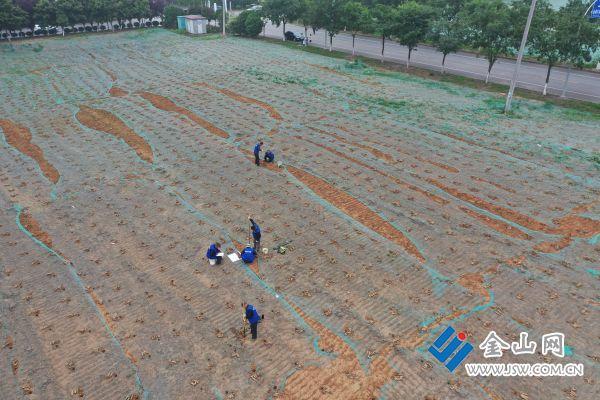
[76,105,154,164]
[427,178,551,232]
[470,175,516,194]
[429,178,600,251]
[300,135,448,206]
[286,165,425,263]
[138,91,230,139]
[0,119,60,184]
[459,206,531,240]
[324,124,459,173]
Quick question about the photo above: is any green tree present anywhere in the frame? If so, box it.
[526,0,559,95]
[55,0,83,30]
[33,0,56,29]
[297,0,318,40]
[244,10,262,37]
[262,0,301,40]
[313,0,348,51]
[371,3,394,62]
[0,0,27,40]
[162,4,180,29]
[429,17,462,73]
[459,0,516,83]
[555,0,600,96]
[392,1,434,68]
[342,1,370,57]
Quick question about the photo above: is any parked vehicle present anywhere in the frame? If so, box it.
[284,31,304,42]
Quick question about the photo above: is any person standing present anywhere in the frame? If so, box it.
[249,217,261,252]
[242,302,263,340]
[253,141,263,166]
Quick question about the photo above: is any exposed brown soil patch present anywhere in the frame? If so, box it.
[19,210,53,249]
[534,236,572,253]
[280,302,396,400]
[287,166,425,262]
[552,214,600,238]
[196,83,282,121]
[76,106,154,163]
[0,119,60,184]
[109,86,128,97]
[29,66,52,75]
[531,205,600,252]
[459,207,531,240]
[302,135,448,205]
[87,288,138,364]
[139,91,229,139]
[457,273,490,301]
[427,179,550,232]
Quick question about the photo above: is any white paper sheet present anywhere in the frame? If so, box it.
[227,253,240,262]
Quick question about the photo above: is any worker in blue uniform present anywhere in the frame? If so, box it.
[242,302,263,339]
[248,217,261,252]
[253,141,263,166]
[241,246,256,264]
[264,150,274,163]
[205,242,222,265]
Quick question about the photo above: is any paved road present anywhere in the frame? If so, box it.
[264,21,600,103]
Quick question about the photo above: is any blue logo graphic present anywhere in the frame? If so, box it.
[428,326,473,372]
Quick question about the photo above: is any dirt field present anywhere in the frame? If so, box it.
[0,30,598,400]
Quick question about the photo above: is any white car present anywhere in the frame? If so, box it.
[247,5,262,11]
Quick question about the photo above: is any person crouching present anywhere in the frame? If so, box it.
[206,242,222,265]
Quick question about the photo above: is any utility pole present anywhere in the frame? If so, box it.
[505,0,538,113]
[222,0,226,37]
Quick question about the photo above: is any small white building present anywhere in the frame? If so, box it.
[184,15,208,35]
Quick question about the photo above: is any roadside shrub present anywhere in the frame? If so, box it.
[244,12,262,37]
[228,11,262,37]
[163,4,181,29]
